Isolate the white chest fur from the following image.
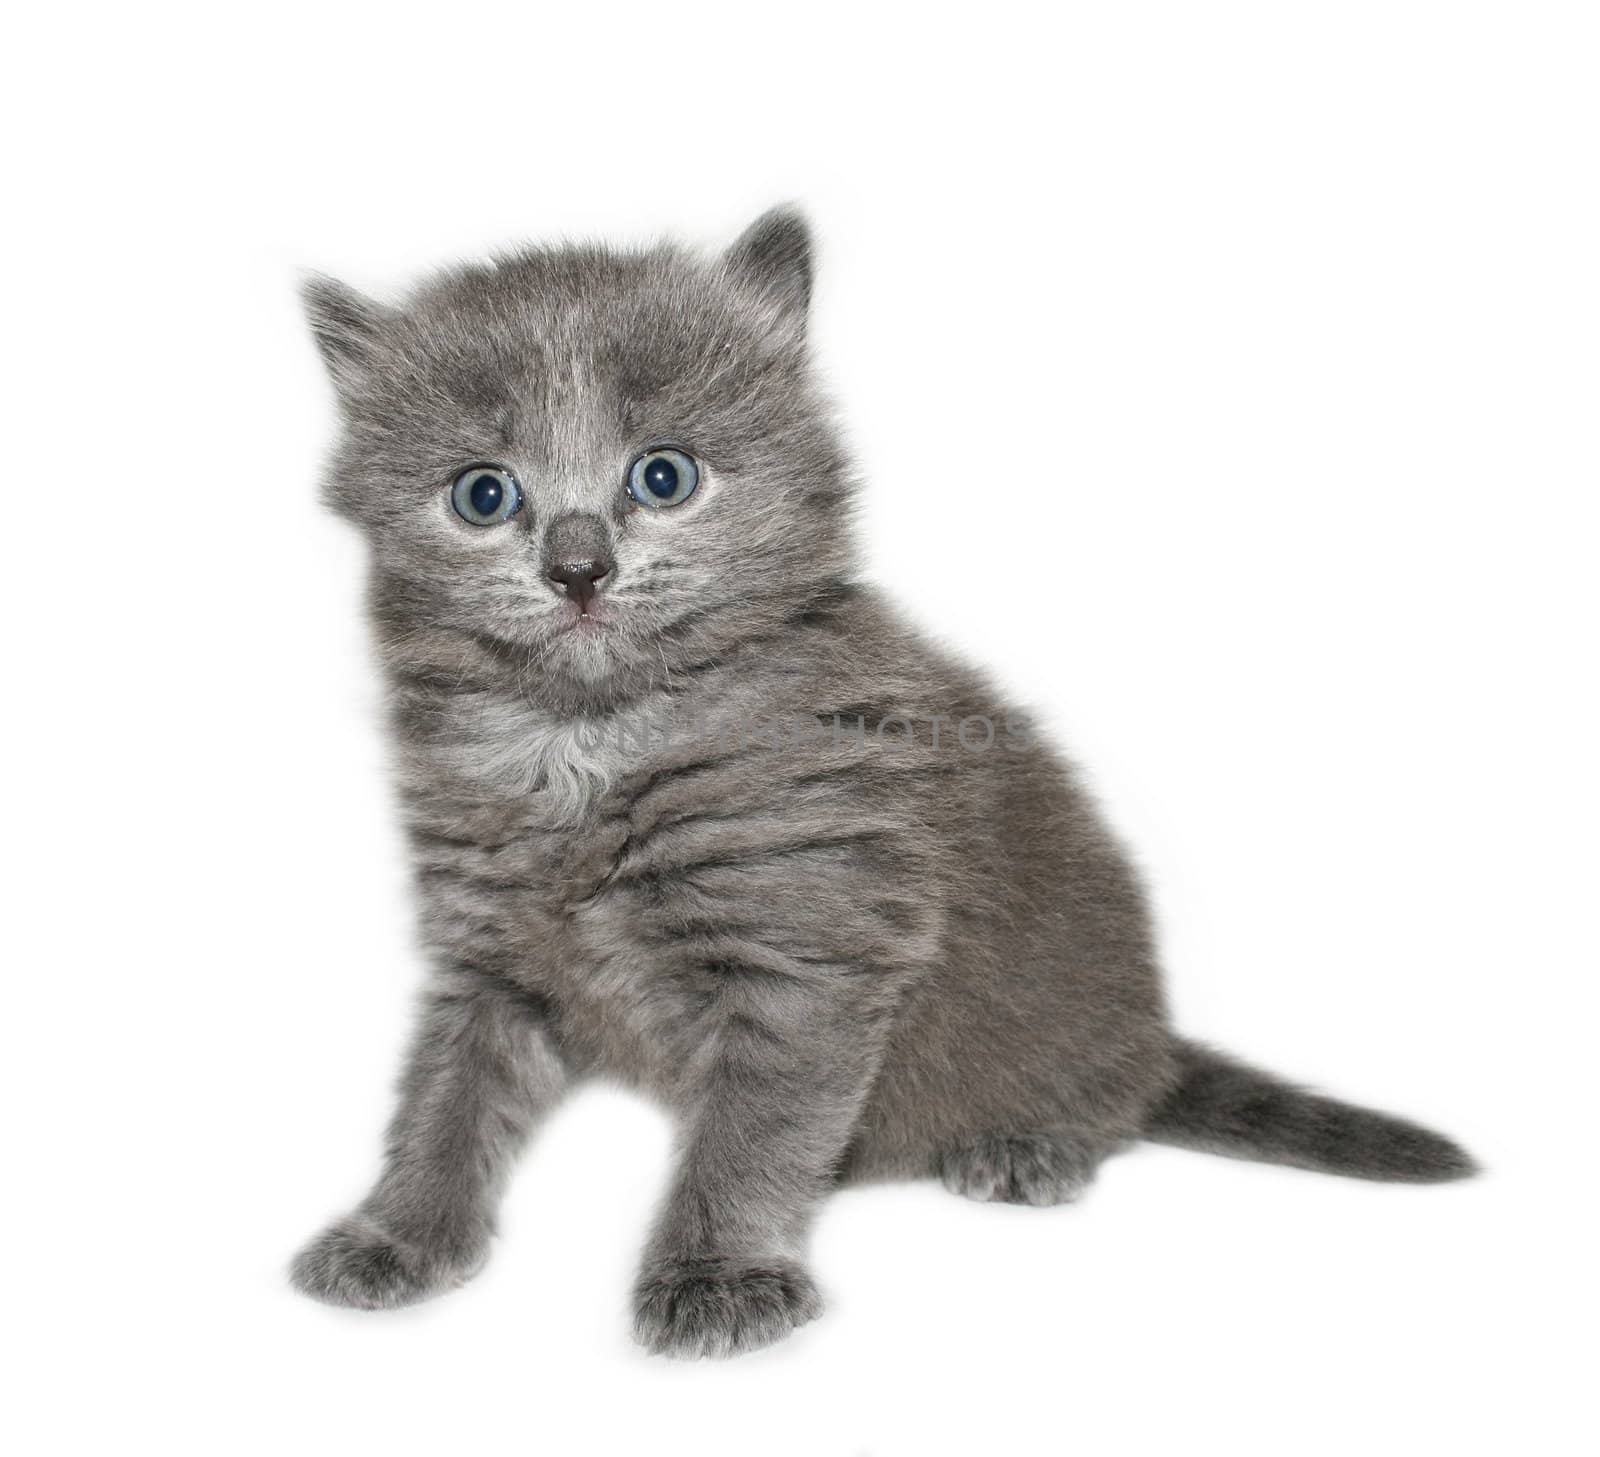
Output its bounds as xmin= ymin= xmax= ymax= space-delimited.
xmin=430 ymin=689 xmax=674 ymax=824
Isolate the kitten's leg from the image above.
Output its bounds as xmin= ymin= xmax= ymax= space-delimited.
xmin=938 ymin=1131 xmax=1114 ymax=1206
xmin=291 ymin=971 xmax=565 ymax=1310
xmin=632 ymin=972 xmax=887 ymax=1359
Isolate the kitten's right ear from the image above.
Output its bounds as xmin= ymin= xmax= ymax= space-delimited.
xmin=300 ymin=273 xmax=393 ymax=396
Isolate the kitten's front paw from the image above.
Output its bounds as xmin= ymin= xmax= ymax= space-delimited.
xmin=633 ymin=1256 xmax=823 ymax=1359
xmin=290 ymin=1213 xmax=484 ymax=1311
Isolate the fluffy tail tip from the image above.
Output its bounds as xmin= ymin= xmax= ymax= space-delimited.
xmin=1344 ymin=1116 xmax=1479 ymax=1184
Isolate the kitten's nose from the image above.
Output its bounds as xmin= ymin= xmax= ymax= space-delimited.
xmin=547 ymin=558 xmax=613 ymax=612
xmin=544 ymin=512 xmax=615 ymax=614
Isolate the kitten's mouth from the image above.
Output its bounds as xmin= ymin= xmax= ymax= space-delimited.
xmin=557 ymin=604 xmax=609 ymax=634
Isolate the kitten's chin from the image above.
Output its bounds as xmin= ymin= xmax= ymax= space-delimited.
xmin=544 ymin=617 xmax=625 ymax=684
xmin=529 ymin=628 xmax=661 ymax=716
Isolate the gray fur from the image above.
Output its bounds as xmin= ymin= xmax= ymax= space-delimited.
xmin=290 ymin=208 xmax=1475 ymax=1355
xmin=1145 ymin=1039 xmax=1476 ymax=1182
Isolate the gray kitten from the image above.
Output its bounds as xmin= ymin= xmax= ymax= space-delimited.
xmin=290 ymin=208 xmax=1474 ymax=1357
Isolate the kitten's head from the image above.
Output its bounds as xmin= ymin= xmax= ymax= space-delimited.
xmin=304 ymin=208 xmax=855 ymax=714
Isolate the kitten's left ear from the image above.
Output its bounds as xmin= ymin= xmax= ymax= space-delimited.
xmin=724 ymin=206 xmax=813 ymax=334
xmin=300 ymin=273 xmax=394 ymax=398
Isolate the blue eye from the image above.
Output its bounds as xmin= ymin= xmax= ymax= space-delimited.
xmin=627 ymin=448 xmax=699 ymax=508
xmin=451 ymin=466 xmax=522 ymax=525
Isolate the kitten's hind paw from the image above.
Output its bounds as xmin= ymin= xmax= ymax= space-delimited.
xmin=940 ymin=1132 xmax=1106 ymax=1206
xmin=633 ymin=1256 xmax=823 ymax=1359
xmin=289 ymin=1213 xmax=485 ymax=1311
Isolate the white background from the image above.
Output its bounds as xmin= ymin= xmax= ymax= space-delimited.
xmin=4 ymin=3 xmax=1595 ymax=1453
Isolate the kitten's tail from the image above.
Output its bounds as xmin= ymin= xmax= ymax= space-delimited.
xmin=1143 ymin=1038 xmax=1477 ymax=1183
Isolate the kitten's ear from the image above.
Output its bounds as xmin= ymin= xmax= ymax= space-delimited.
xmin=299 ymin=273 xmax=393 ymax=396
xmin=724 ymin=206 xmax=813 ymax=333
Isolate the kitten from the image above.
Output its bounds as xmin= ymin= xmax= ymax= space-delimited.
xmin=290 ymin=208 xmax=1474 ymax=1357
